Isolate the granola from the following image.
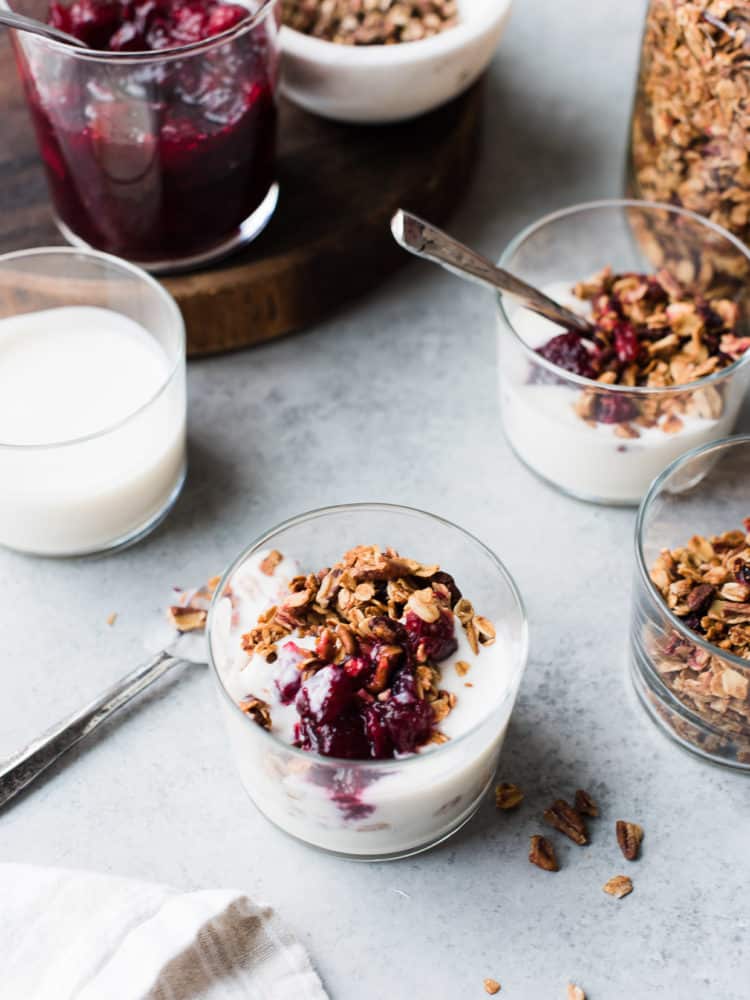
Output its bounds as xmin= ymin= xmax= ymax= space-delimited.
xmin=630 ymin=1 xmax=750 ymax=263
xmin=647 ymin=520 xmax=750 ymax=761
xmin=602 ymin=875 xmax=633 ymax=899
xmin=567 ymin=986 xmax=585 ymax=1000
xmin=537 ymin=266 xmax=748 ymax=436
xmin=483 ymin=979 xmax=501 ymax=996
xmin=282 ymin=0 xmax=458 ymax=45
xmin=236 ymin=545 xmax=496 ymax=758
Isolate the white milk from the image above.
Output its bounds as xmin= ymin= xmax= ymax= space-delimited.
xmin=0 ymin=306 xmax=186 ymax=555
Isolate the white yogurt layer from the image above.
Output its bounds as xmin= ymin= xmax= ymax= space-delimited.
xmin=212 ymin=549 xmax=518 ymax=857
xmin=500 ymin=282 xmax=734 ymax=504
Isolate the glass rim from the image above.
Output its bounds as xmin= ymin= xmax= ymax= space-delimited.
xmin=207 ymin=501 xmax=530 ymax=770
xmin=497 ymin=197 xmax=750 ymax=395
xmin=0 ymin=0 xmax=277 ymax=61
xmin=0 ymin=246 xmax=185 ymax=451
xmin=634 ymin=433 xmax=750 ymax=673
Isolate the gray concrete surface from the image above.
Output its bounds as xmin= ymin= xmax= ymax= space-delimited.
xmin=3 ymin=1 xmax=749 ymax=997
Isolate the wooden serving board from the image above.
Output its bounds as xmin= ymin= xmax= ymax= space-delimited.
xmin=0 ymin=38 xmax=482 ymax=356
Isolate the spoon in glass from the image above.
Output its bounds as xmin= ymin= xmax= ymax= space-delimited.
xmin=391 ymin=208 xmax=594 ymax=336
xmin=0 ymin=9 xmax=87 ymax=47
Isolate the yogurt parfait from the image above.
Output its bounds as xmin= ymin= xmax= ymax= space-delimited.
xmin=497 ymin=201 xmax=750 ymax=505
xmin=207 ymin=504 xmax=528 ymax=859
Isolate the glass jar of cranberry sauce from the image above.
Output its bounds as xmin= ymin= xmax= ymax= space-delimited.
xmin=5 ymin=0 xmax=280 ymax=272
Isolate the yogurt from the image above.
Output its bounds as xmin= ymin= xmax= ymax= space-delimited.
xmin=499 ymin=284 xmax=738 ymax=505
xmin=211 ymin=549 xmax=519 ymax=858
xmin=0 ymin=306 xmax=186 ymax=555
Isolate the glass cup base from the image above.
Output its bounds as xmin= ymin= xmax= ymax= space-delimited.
xmin=1 ymin=461 xmax=187 ymax=559
xmin=55 ymin=182 xmax=279 ymax=276
xmin=241 ymin=770 xmax=493 ymax=862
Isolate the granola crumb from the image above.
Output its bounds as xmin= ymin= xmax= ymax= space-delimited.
xmin=455 ymin=660 xmax=471 ymax=676
xmin=168 ymin=605 xmax=208 ymax=633
xmin=483 ymin=978 xmax=501 ymax=995
xmin=603 ymin=875 xmax=633 ymax=899
xmin=567 ymin=985 xmax=585 ymax=1000
xmin=529 ymin=835 xmax=558 ymax=872
xmin=494 ymin=782 xmax=524 ymax=810
xmin=259 ymin=550 xmax=284 ymax=576
xmin=106 ymin=612 xmax=117 ymax=627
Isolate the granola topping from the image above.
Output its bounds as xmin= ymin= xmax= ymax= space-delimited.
xmin=647 ymin=520 xmax=750 ymax=760
xmin=483 ymin=979 xmax=501 ymax=996
xmin=229 ymin=545 xmax=499 ymax=759
xmin=536 ymin=267 xmax=747 ymax=434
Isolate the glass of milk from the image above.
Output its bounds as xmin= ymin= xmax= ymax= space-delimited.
xmin=0 ymin=247 xmax=186 ymax=556
xmin=207 ymin=503 xmax=529 ymax=860
xmin=496 ymin=200 xmax=750 ymax=506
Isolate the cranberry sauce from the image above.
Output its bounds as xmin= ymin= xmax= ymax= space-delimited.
xmin=287 ymin=611 xmax=457 ymax=761
xmin=17 ymin=0 xmax=277 ymax=261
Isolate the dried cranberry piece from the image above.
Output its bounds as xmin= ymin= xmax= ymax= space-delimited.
xmin=427 ymin=570 xmax=462 ymax=605
xmin=613 ymin=322 xmax=641 ymax=363
xmin=537 ymin=332 xmax=596 ymax=378
xmin=593 ymin=394 xmax=638 ymax=424
xmin=404 ymin=609 xmax=458 ymax=663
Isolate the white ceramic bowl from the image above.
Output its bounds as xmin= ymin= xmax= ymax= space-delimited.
xmin=280 ymin=0 xmax=512 ymax=124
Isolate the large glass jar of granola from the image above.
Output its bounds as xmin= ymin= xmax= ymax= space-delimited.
xmin=629 ymin=1 xmax=750 ymax=245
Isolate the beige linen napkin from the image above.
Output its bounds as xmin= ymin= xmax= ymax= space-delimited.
xmin=1 ymin=864 xmax=328 ymax=1000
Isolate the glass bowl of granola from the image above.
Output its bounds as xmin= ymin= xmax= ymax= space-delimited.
xmin=207 ymin=502 xmax=528 ymax=859
xmin=496 ymin=200 xmax=750 ymax=506
xmin=631 ymin=435 xmax=750 ymax=770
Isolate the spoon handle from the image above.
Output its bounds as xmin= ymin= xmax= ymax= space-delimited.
xmin=0 ymin=9 xmax=85 ymax=47
xmin=391 ymin=209 xmax=592 ymax=336
xmin=0 ymin=650 xmax=181 ymax=809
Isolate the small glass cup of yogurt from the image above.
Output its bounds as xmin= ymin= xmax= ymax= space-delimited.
xmin=208 ymin=503 xmax=528 ymax=860
xmin=631 ymin=435 xmax=750 ymax=771
xmin=0 ymin=246 xmax=186 ymax=556
xmin=4 ymin=0 xmax=279 ymax=272
xmin=497 ymin=200 xmax=750 ymax=506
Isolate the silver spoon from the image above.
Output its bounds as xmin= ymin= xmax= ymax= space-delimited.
xmin=0 ymin=614 xmax=208 ymax=809
xmin=391 ymin=209 xmax=594 ymax=336
xmin=0 ymin=9 xmax=87 ymax=47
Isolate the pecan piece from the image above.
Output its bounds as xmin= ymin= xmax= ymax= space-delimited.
xmin=543 ymin=799 xmax=588 ymax=845
xmin=529 ymin=835 xmax=558 ymax=871
xmin=259 ymin=549 xmax=283 ymax=576
xmin=495 ymin=782 xmax=524 ymax=810
xmin=602 ymin=875 xmax=633 ymax=899
xmin=616 ymin=820 xmax=643 ymax=861
xmin=574 ymin=788 xmax=598 ymax=817
xmin=239 ymin=697 xmax=272 ymax=731
xmin=168 ymin=605 xmax=207 ymax=633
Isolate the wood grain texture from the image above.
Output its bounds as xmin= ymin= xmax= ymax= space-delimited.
xmin=0 ymin=37 xmax=482 ymax=355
